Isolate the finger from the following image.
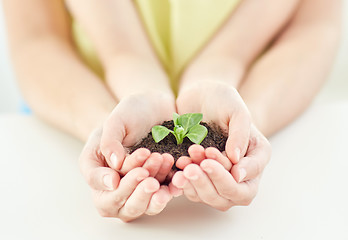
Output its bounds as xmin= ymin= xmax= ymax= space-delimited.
xmin=93 ymin=167 xmax=149 ymax=218
xmin=183 ymin=164 xmax=230 ymax=209
xmin=118 ymin=177 xmax=160 ymax=221
xmin=172 ymin=169 xmax=200 ymax=202
xmin=188 ymin=144 xmax=206 ymax=165
xmin=100 ymin=108 xmax=127 ymax=170
xmin=87 ymin=167 xmax=120 ymax=191
xmin=155 ymin=153 xmax=174 ymax=183
xmin=168 ymin=182 xmax=183 ymax=197
xmin=79 ymin=128 xmax=120 ymax=191
xmin=145 ymin=185 xmax=172 ymax=216
xmin=142 ymin=153 xmax=163 ymax=177
xmin=205 ymin=147 xmax=232 ymax=171
xmin=175 ymin=156 xmax=192 ymax=170
xmin=119 ymin=148 xmax=151 ymax=175
xmin=200 ymin=160 xmax=258 ymax=205
xmin=183 ymin=181 xmax=200 ymax=202
xmin=231 ymin=127 xmax=271 ymax=182
xmin=225 ymin=112 xmax=251 ymax=164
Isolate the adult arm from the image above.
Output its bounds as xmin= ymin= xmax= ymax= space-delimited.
xmin=179 ymin=0 xmax=342 ymax=137
xmin=3 ymin=0 xmax=116 ymax=141
xmin=239 ymin=0 xmax=342 ymax=136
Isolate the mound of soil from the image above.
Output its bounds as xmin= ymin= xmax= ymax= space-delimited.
xmin=129 ymin=120 xmax=227 ymax=169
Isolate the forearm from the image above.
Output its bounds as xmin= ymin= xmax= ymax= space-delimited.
xmin=11 ymin=36 xmax=116 ymax=141
xmin=3 ymin=0 xmax=118 ymax=141
xmin=66 ymin=0 xmax=173 ymax=99
xmin=179 ymin=0 xmax=300 ymax=92
xmin=104 ymin=54 xmax=173 ymax=100
xmin=239 ymin=0 xmax=342 ymax=136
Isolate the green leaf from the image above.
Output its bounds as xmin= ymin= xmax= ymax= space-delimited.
xmin=173 ymin=112 xmax=180 ymax=126
xmin=152 ymin=125 xmax=171 ymax=143
xmin=173 ymin=125 xmax=185 ymax=144
xmin=186 ymin=125 xmax=208 ymax=144
xmin=177 ymin=113 xmax=203 ymax=132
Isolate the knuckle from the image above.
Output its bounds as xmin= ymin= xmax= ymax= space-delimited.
xmin=204 ymin=194 xmax=219 ymax=204
xmin=146 ymin=211 xmax=159 ymax=216
xmin=97 ymin=208 xmax=114 ymax=218
xmin=86 ymin=171 xmax=95 ymax=187
xmin=113 ymin=196 xmax=126 ymax=208
xmin=238 ymin=194 xmax=255 ymax=206
xmin=146 ymin=206 xmax=165 ymax=216
xmin=219 ymin=187 xmax=236 ymax=199
xmin=255 ymin=161 xmax=262 ymax=176
xmin=186 ymin=194 xmax=200 ymax=203
xmin=240 ymin=198 xmax=253 ymax=206
xmin=124 ymin=206 xmax=143 ymax=217
xmin=216 ymin=204 xmax=233 ymax=212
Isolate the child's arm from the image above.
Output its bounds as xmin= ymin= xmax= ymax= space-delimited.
xmin=3 ymin=0 xmax=116 ymax=141
xmin=65 ymin=0 xmax=177 ymax=169
xmin=180 ymin=0 xmax=301 ymax=89
xmin=65 ymin=0 xmax=173 ymax=99
xmin=179 ymin=0 xmax=342 ymax=137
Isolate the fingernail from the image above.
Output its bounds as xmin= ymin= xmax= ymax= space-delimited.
xmin=110 ymin=153 xmax=119 ymax=169
xmin=103 ymin=175 xmax=113 ymax=190
xmin=144 ymin=186 xmax=157 ymax=193
xmin=137 ymin=173 xmax=149 ymax=182
xmin=173 ymin=189 xmax=183 ymax=197
xmin=238 ymin=168 xmax=247 ymax=183
xmin=176 ymin=179 xmax=188 ymax=188
xmin=235 ymin=148 xmax=241 ymax=163
xmin=203 ymin=167 xmax=213 ymax=174
xmin=186 ymin=174 xmax=198 ymax=181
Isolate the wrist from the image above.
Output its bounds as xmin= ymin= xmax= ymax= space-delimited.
xmin=180 ymin=55 xmax=245 ymax=91
xmin=105 ymin=54 xmax=173 ymax=100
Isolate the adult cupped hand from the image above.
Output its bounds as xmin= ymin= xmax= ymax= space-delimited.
xmin=79 ymin=92 xmax=178 ymax=221
xmin=79 ymin=128 xmax=174 ymax=222
xmin=171 ymin=125 xmax=271 ymax=210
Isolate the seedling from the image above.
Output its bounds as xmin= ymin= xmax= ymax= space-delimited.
xmin=152 ymin=113 xmax=208 ymax=145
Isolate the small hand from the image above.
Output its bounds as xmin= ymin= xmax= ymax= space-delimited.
xmin=171 ymin=125 xmax=271 ymax=210
xmin=176 ymin=81 xmax=251 ymax=164
xmin=99 ymin=92 xmax=176 ymax=182
xmin=79 ymin=128 xmax=173 ymax=221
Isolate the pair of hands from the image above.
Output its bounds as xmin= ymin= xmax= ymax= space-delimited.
xmin=79 ymin=82 xmax=271 ymax=222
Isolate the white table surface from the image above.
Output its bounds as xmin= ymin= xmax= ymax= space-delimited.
xmin=0 ymin=101 xmax=347 ymax=240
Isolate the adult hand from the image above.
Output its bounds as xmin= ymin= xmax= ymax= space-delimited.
xmin=171 ymin=125 xmax=271 ymax=210
xmin=79 ymin=128 xmax=173 ymax=222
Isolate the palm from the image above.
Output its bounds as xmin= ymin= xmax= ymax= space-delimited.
xmin=176 ymin=81 xmax=251 ymax=163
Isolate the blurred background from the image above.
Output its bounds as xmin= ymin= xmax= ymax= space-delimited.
xmin=0 ymin=3 xmax=347 ymax=113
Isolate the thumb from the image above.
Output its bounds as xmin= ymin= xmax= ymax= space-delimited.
xmin=100 ymin=108 xmax=127 ymax=171
xmin=225 ymin=113 xmax=251 ymax=164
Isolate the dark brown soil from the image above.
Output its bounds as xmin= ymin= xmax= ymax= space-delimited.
xmin=129 ymin=121 xmax=227 ymax=169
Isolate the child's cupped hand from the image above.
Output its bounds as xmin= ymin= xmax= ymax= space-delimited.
xmin=172 ymin=81 xmax=271 ymax=210
xmin=100 ymin=92 xmax=176 ymax=182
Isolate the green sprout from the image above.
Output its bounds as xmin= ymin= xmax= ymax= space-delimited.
xmin=152 ymin=113 xmax=208 ymax=145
